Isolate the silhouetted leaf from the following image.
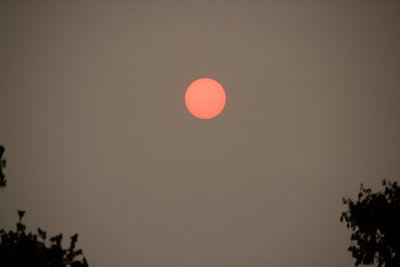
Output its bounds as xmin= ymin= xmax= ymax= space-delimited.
xmin=17 ymin=210 xmax=25 ymax=221
xmin=37 ymin=227 xmax=47 ymax=240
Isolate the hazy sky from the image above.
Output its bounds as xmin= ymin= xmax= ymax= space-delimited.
xmin=1 ymin=1 xmax=400 ymax=266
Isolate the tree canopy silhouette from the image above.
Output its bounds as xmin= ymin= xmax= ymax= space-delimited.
xmin=0 ymin=145 xmax=89 ymax=267
xmin=340 ymin=180 xmax=400 ymax=266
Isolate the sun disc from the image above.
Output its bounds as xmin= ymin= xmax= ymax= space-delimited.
xmin=185 ymin=78 xmax=226 ymax=119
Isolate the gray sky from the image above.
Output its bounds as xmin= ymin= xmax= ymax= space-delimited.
xmin=1 ymin=1 xmax=400 ymax=266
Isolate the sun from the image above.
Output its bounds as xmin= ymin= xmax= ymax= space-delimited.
xmin=184 ymin=78 xmax=227 ymax=119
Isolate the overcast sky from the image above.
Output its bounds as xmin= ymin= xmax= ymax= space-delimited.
xmin=1 ymin=1 xmax=400 ymax=266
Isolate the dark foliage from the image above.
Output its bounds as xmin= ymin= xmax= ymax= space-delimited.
xmin=0 ymin=146 xmax=6 ymax=188
xmin=0 ymin=146 xmax=89 ymax=266
xmin=0 ymin=211 xmax=88 ymax=267
xmin=340 ymin=180 xmax=400 ymax=266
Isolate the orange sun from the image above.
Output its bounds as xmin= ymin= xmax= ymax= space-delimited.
xmin=185 ymin=78 xmax=227 ymax=119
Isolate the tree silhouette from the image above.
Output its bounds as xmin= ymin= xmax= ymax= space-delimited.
xmin=0 ymin=145 xmax=89 ymax=267
xmin=340 ymin=180 xmax=400 ymax=266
